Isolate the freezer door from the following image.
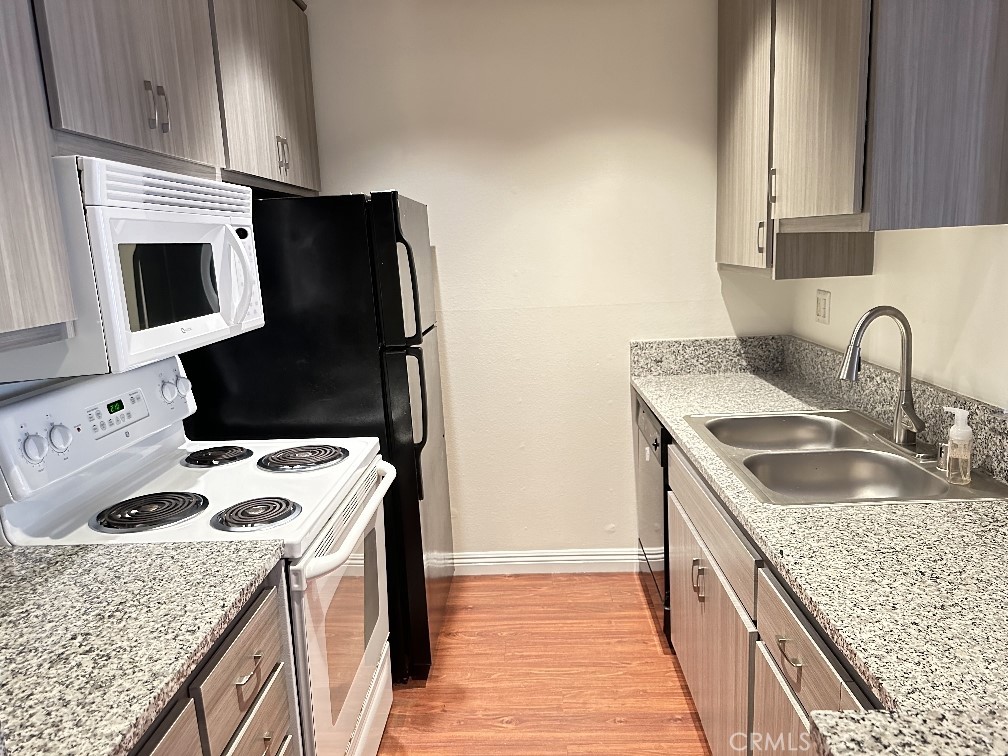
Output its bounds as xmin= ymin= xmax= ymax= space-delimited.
xmin=370 ymin=192 xmax=437 ymax=347
xmin=406 ymin=326 xmax=454 ymax=652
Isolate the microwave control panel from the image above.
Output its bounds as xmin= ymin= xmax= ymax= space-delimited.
xmin=0 ymin=357 xmax=196 ymax=502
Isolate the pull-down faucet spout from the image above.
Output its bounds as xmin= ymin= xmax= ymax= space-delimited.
xmin=838 ymin=306 xmax=925 ymax=448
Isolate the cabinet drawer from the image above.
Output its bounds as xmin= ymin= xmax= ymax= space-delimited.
xmin=223 ymin=663 xmax=292 ymax=756
xmin=191 ymin=588 xmax=284 ymax=756
xmin=752 ymin=641 xmax=810 ymax=756
xmin=141 ymin=698 xmax=203 ymax=756
xmin=667 ymin=444 xmax=759 ymax=617
xmin=757 ymin=569 xmax=852 ymax=713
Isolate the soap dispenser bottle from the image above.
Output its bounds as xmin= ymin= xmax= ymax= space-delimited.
xmin=944 ymin=407 xmax=974 ymax=485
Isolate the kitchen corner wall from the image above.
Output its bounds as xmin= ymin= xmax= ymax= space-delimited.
xmin=307 ymin=0 xmax=791 ymax=556
xmin=786 ymin=226 xmax=1008 ymax=410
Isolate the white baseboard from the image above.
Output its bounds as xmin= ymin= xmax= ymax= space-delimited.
xmin=452 ymin=547 xmax=639 ymax=575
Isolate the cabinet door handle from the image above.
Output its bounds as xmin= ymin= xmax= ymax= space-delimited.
xmin=235 ymin=651 xmax=264 ymax=687
xmin=776 ymin=636 xmax=803 ymax=670
xmin=283 ymin=138 xmax=291 ymax=171
xmin=262 ymin=732 xmax=272 ymax=756
xmin=156 ymin=84 xmax=170 ymax=133
xmin=757 ymin=220 xmax=766 ymax=256
xmin=769 ymin=167 xmax=778 ymax=203
xmin=143 ymin=80 xmax=158 ymax=130
xmin=276 ymin=136 xmax=284 ymax=172
xmin=691 ymin=557 xmax=705 ymax=600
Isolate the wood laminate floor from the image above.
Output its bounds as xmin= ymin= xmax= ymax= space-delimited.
xmin=378 ymin=573 xmax=710 ymax=755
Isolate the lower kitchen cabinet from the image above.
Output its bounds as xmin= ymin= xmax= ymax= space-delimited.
xmin=139 ymin=699 xmax=203 ymax=756
xmin=752 ymin=641 xmax=811 ymax=756
xmin=662 ymin=437 xmax=872 ymax=755
xmin=134 ymin=568 xmax=300 ymax=756
xmin=668 ymin=495 xmax=756 ymax=756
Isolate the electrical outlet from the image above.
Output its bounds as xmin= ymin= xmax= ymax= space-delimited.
xmin=816 ymin=289 xmax=831 ymax=324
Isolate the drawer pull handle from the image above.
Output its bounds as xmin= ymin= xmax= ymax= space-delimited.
xmin=776 ymin=636 xmax=803 ymax=670
xmin=236 ymin=651 xmax=264 ymax=687
xmin=262 ymin=732 xmax=272 ymax=756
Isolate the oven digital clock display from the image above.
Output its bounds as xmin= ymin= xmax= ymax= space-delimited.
xmin=107 ymin=399 xmax=125 ymax=415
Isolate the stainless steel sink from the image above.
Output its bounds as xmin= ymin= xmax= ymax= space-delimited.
xmin=705 ymin=413 xmax=866 ymax=450
xmin=686 ymin=410 xmax=1008 ymax=506
xmin=743 ymin=449 xmax=949 ymax=504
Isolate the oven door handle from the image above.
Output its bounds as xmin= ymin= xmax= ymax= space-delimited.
xmin=294 ymin=461 xmax=396 ymax=588
xmin=224 ymin=225 xmax=254 ymax=326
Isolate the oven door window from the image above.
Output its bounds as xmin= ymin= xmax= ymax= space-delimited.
xmin=118 ymin=242 xmax=220 ymax=332
xmin=303 ymin=521 xmax=381 ymax=752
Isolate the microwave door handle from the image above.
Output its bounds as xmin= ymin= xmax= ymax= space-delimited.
xmin=224 ymin=225 xmax=253 ymax=324
xmin=201 ymin=246 xmax=220 ymax=314
xmin=292 ymin=461 xmax=396 ymax=589
xmin=398 ymin=235 xmax=423 ymax=347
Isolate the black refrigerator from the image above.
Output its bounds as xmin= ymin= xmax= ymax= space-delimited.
xmin=181 ymin=192 xmax=454 ymax=682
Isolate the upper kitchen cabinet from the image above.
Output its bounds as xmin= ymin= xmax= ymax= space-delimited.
xmin=716 ymin=0 xmax=873 ymax=278
xmin=213 ymin=0 xmax=321 ymax=191
xmin=866 ymin=0 xmax=1008 ymax=230
xmin=771 ymin=0 xmax=870 ymax=220
xmin=0 ymin=0 xmax=74 ymax=341
xmin=773 ymin=0 xmax=1008 ymax=232
xmin=33 ymin=0 xmax=225 ymax=167
xmin=715 ymin=0 xmax=773 ymax=269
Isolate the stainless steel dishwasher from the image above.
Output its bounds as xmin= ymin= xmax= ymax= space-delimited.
xmin=635 ymin=401 xmax=668 ymax=640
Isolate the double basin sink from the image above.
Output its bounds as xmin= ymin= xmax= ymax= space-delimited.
xmin=685 ymin=410 xmax=1008 ymax=506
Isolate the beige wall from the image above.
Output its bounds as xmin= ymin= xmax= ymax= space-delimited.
xmin=787 ymin=226 xmax=1008 ymax=409
xmin=307 ymin=0 xmax=792 ymax=554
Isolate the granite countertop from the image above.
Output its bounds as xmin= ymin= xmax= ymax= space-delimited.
xmin=630 ymin=357 xmax=1008 ymax=755
xmin=0 ymin=541 xmax=282 ymax=756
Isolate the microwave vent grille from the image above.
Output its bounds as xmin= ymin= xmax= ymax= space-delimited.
xmin=79 ymin=157 xmax=252 ymax=216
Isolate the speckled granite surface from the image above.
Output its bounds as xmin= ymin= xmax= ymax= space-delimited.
xmin=811 ymin=709 xmax=1008 ymax=756
xmin=631 ymin=362 xmax=1008 ymax=754
xmin=0 ymin=541 xmax=282 ymax=756
xmin=630 ymin=336 xmax=785 ymax=378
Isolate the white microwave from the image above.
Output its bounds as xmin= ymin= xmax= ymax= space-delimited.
xmin=0 ymin=157 xmax=264 ymax=382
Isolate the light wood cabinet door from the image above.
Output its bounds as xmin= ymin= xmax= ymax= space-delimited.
xmin=772 ymin=0 xmax=871 ymax=219
xmin=213 ymin=0 xmax=285 ymax=183
xmin=0 ymin=0 xmax=74 ymax=336
xmin=141 ymin=698 xmax=205 ymax=756
xmin=278 ymin=0 xmax=320 ymax=191
xmin=34 ymin=0 xmax=158 ymax=153
xmin=667 ymin=493 xmax=701 ymax=685
xmin=668 ymin=497 xmax=755 ymax=756
xmin=214 ymin=0 xmax=320 ymax=189
xmin=35 ymin=0 xmax=223 ymax=165
xmin=144 ymin=0 xmax=225 ymax=166
xmin=752 ymin=641 xmax=811 ymax=756
xmin=715 ymin=0 xmax=773 ymax=268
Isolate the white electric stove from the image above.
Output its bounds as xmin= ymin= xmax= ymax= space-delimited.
xmin=0 ymin=356 xmax=395 ymax=756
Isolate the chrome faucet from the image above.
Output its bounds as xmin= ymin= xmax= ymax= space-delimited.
xmin=838 ymin=306 xmax=925 ymax=448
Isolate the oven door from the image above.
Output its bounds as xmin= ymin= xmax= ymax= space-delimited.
xmin=289 ymin=461 xmax=395 ymax=756
xmin=85 ymin=205 xmax=258 ymax=373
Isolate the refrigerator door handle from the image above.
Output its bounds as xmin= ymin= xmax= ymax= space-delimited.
xmin=398 ymin=235 xmax=424 ymax=347
xmin=406 ymin=345 xmax=429 ymax=499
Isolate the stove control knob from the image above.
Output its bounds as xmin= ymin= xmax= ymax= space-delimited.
xmin=49 ymin=424 xmax=73 ymax=453
xmin=175 ymin=376 xmax=192 ymax=398
xmin=160 ymin=381 xmax=179 ymax=403
xmin=22 ymin=433 xmax=48 ymax=464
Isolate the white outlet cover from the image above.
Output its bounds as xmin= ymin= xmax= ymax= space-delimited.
xmin=816 ymin=289 xmax=831 ymax=324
